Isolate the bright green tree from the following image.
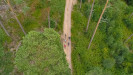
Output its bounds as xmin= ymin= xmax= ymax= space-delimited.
xmin=15 ymin=28 xmax=70 ymax=75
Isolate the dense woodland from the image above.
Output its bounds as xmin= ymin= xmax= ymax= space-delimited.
xmin=0 ymin=0 xmax=133 ymax=75
xmin=72 ymin=0 xmax=133 ymax=75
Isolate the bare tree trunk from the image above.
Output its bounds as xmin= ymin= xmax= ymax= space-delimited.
xmin=0 ymin=19 xmax=10 ymax=36
xmin=86 ymin=0 xmax=95 ymax=32
xmin=80 ymin=0 xmax=82 ymax=8
xmin=16 ymin=42 xmax=21 ymax=51
xmin=48 ymin=8 xmax=50 ymax=28
xmin=54 ymin=21 xmax=57 ymax=29
xmin=88 ymin=0 xmax=109 ymax=49
xmin=6 ymin=0 xmax=26 ymax=35
xmin=88 ymin=0 xmax=91 ymax=3
xmin=125 ymin=34 xmax=133 ymax=43
xmin=129 ymin=12 xmax=133 ymax=18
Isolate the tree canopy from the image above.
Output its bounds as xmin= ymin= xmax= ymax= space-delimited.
xmin=15 ymin=28 xmax=70 ymax=75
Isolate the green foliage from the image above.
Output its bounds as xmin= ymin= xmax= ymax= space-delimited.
xmin=85 ymin=67 xmax=113 ymax=75
xmin=8 ymin=0 xmax=65 ymax=38
xmin=124 ymin=0 xmax=133 ymax=6
xmin=123 ymin=6 xmax=133 ymax=32
xmin=77 ymin=0 xmax=87 ymax=3
xmin=22 ymin=6 xmax=30 ymax=14
xmin=15 ymin=28 xmax=70 ymax=75
xmin=123 ymin=17 xmax=133 ymax=32
xmin=129 ymin=40 xmax=133 ymax=50
xmin=0 ymin=29 xmax=6 ymax=43
xmin=103 ymin=58 xmax=115 ymax=69
xmin=14 ymin=0 xmax=23 ymax=4
xmin=22 ymin=18 xmax=39 ymax=32
xmin=1 ymin=0 xmax=66 ymax=74
xmin=72 ymin=0 xmax=133 ymax=75
xmin=80 ymin=3 xmax=91 ymax=18
xmin=0 ymin=29 xmax=14 ymax=75
xmin=85 ymin=67 xmax=103 ymax=75
xmin=0 ymin=29 xmax=5 ymax=58
xmin=0 ymin=51 xmax=14 ymax=75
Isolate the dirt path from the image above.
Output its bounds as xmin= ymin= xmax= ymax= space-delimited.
xmin=63 ymin=0 xmax=77 ymax=71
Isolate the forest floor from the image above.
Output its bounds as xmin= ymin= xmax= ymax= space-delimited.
xmin=63 ymin=0 xmax=77 ymax=71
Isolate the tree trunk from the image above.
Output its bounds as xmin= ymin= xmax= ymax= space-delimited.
xmin=16 ymin=42 xmax=21 ymax=51
xmin=86 ymin=0 xmax=95 ymax=32
xmin=80 ymin=0 xmax=82 ymax=8
xmin=88 ymin=0 xmax=91 ymax=3
xmin=88 ymin=0 xmax=109 ymax=49
xmin=125 ymin=34 xmax=133 ymax=43
xmin=54 ymin=21 xmax=57 ymax=29
xmin=0 ymin=19 xmax=10 ymax=36
xmin=6 ymin=0 xmax=26 ymax=35
xmin=48 ymin=8 xmax=50 ymax=28
xmin=129 ymin=12 xmax=133 ymax=18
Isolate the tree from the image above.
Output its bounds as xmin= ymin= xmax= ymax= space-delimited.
xmin=88 ymin=0 xmax=109 ymax=49
xmin=14 ymin=0 xmax=23 ymax=4
xmin=0 ymin=19 xmax=10 ymax=37
xmin=86 ymin=0 xmax=95 ymax=32
xmin=80 ymin=0 xmax=82 ymax=8
xmin=85 ymin=67 xmax=103 ymax=75
xmin=125 ymin=0 xmax=133 ymax=6
xmin=48 ymin=7 xmax=51 ymax=28
xmin=0 ymin=29 xmax=14 ymax=75
xmin=85 ymin=67 xmax=112 ymax=75
xmin=78 ymin=0 xmax=87 ymax=8
xmin=129 ymin=40 xmax=133 ymax=50
xmin=103 ymin=58 xmax=115 ymax=69
xmin=45 ymin=0 xmax=51 ymax=28
xmin=125 ymin=34 xmax=133 ymax=43
xmin=4 ymin=0 xmax=26 ymax=35
xmin=88 ymin=0 xmax=91 ymax=3
xmin=15 ymin=28 xmax=70 ymax=75
xmin=0 ymin=29 xmax=6 ymax=56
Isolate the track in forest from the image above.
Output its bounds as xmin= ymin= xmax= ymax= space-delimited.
xmin=63 ymin=0 xmax=76 ymax=71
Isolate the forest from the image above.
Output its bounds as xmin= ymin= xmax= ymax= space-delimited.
xmin=0 ymin=0 xmax=133 ymax=75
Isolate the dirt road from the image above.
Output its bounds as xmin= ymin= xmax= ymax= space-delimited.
xmin=63 ymin=0 xmax=76 ymax=71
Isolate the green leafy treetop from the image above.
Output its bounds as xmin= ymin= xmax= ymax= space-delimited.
xmin=85 ymin=67 xmax=112 ymax=75
xmin=15 ymin=28 xmax=71 ymax=75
